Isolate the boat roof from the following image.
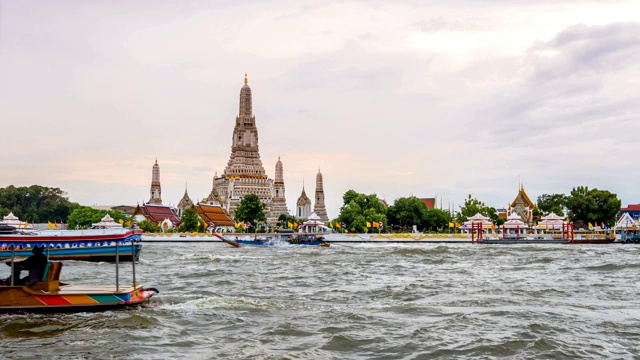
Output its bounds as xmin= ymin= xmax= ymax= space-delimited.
xmin=0 ymin=228 xmax=142 ymax=249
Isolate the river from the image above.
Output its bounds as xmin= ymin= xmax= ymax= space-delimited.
xmin=1 ymin=242 xmax=640 ymax=359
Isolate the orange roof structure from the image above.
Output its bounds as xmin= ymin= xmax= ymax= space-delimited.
xmin=135 ymin=204 xmax=181 ymax=225
xmin=420 ymin=198 xmax=436 ymax=209
xmin=195 ymin=203 xmax=235 ymax=227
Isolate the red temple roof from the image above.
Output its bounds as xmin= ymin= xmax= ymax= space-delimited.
xmin=195 ymin=203 xmax=235 ymax=227
xmin=139 ymin=204 xmax=181 ymax=225
xmin=621 ymin=204 xmax=640 ymax=211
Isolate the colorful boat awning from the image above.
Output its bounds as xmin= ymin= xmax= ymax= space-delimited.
xmin=0 ymin=229 xmax=142 ymax=249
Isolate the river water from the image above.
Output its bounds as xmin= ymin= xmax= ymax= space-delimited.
xmin=1 ymin=242 xmax=640 ymax=359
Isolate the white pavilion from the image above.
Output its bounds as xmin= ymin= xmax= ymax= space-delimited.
xmin=502 ymin=212 xmax=529 ymax=238
xmin=299 ymin=212 xmax=326 ymax=233
xmin=1 ymin=212 xmax=34 ymax=229
xmin=91 ymin=214 xmax=123 ymax=229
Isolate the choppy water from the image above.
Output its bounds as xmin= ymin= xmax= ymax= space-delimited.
xmin=2 ymin=242 xmax=640 ymax=359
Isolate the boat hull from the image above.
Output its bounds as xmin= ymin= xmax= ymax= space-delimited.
xmin=0 ymin=285 xmax=158 ymax=314
xmin=0 ymin=244 xmax=142 ymax=262
xmin=234 ymin=239 xmax=328 ymax=247
xmin=478 ymin=239 xmax=571 ymax=244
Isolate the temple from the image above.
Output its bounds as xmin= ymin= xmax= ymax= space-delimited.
xmin=177 ymin=185 xmax=195 ymax=217
xmin=271 ymin=156 xmax=289 ymax=218
xmin=149 ymin=159 xmax=162 ymax=205
xmin=296 ymin=184 xmax=312 ymax=219
xmin=212 ymin=75 xmax=276 ymax=223
xmin=134 ymin=159 xmax=181 ymax=227
xmin=509 ymin=183 xmax=536 ymax=226
xmin=313 ymin=169 xmax=329 ymax=223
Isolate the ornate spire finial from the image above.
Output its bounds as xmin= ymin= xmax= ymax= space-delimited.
xmin=278 ymin=154 xmax=281 ymax=161
xmin=244 ymin=73 xmax=248 ymax=85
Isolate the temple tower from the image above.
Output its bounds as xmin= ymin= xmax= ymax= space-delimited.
xmin=271 ymin=156 xmax=289 ymax=218
xmin=510 ymin=183 xmax=536 ymax=226
xmin=313 ymin=169 xmax=329 ymax=222
xmin=213 ymin=75 xmax=276 ymax=223
xmin=177 ymin=184 xmax=194 ymax=217
xmin=149 ymin=159 xmax=162 ymax=205
xmin=296 ymin=184 xmax=312 ymax=219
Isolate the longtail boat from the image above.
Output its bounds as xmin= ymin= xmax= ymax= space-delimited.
xmin=0 ymin=227 xmax=143 ymax=262
xmin=0 ymin=227 xmax=158 ymax=313
xmin=215 ymin=233 xmax=330 ymax=248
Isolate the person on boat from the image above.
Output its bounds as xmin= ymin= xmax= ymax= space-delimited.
xmin=4 ymin=246 xmax=47 ymax=286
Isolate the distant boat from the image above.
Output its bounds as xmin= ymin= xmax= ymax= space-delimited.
xmin=215 ymin=233 xmax=329 ymax=247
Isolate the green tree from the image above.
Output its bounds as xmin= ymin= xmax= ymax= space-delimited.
xmin=387 ymin=196 xmax=427 ymax=229
xmin=234 ymin=194 xmax=266 ymax=232
xmin=457 ymin=194 xmax=488 ymax=223
xmin=566 ymin=186 xmax=620 ymax=227
xmin=138 ymin=219 xmax=160 ymax=233
xmin=67 ymin=206 xmax=126 ymax=229
xmin=0 ymin=185 xmax=79 ymax=223
xmin=337 ymin=190 xmax=387 ymax=233
xmin=178 ymin=207 xmax=202 ymax=232
xmin=536 ymin=193 xmax=567 ymax=216
xmin=424 ymin=208 xmax=452 ymax=232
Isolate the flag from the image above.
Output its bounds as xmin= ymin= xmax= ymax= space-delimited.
xmin=588 ymin=222 xmax=593 ymax=229
xmin=449 ymin=222 xmax=454 ymax=228
xmin=247 ymin=222 xmax=252 ymax=228
xmin=545 ymin=224 xmax=549 ymax=231
xmin=329 ymin=222 xmax=334 ymax=228
xmin=373 ymin=222 xmax=379 ymax=228
xmin=209 ymin=221 xmax=215 ymax=228
xmin=294 ymin=222 xmax=298 ymax=228
xmin=336 ymin=222 xmax=341 ymax=229
xmin=455 ymin=222 xmax=461 ymax=228
xmin=341 ymin=222 xmax=346 ymax=228
xmin=366 ymin=221 xmax=371 ymax=228
xmin=492 ymin=223 xmax=496 ymax=230
xmin=119 ymin=219 xmax=124 ymax=225
xmin=157 ymin=221 xmax=162 ymax=227
xmin=601 ymin=222 xmax=606 ymax=229
xmin=60 ymin=223 xmax=67 ymax=229
xmin=48 ymin=221 xmax=54 ymax=229
xmin=288 ymin=221 xmax=293 ymax=228
xmin=126 ymin=221 xmax=131 ymax=227
xmin=234 ymin=222 xmax=239 ymax=228
xmin=24 ymin=221 xmax=28 ymax=229
xmin=240 ymin=222 xmax=246 ymax=229
xmin=379 ymin=221 xmax=384 ymax=228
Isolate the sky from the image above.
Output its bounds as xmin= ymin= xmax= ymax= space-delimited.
xmin=1 ymin=0 xmax=639 ymax=219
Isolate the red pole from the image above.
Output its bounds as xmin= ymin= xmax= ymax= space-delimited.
xmin=471 ymin=223 xmax=475 ymax=244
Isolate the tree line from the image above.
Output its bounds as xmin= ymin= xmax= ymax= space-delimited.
xmin=0 ymin=185 xmax=623 ymax=232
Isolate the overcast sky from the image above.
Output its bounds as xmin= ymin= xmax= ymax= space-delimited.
xmin=1 ymin=1 xmax=639 ymax=219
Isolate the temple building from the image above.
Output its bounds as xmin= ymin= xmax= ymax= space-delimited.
xmin=149 ymin=159 xmax=162 ymax=205
xmin=212 ymin=75 xmax=277 ymax=224
xmin=509 ymin=183 xmax=536 ymax=226
xmin=134 ymin=159 xmax=181 ymax=227
xmin=271 ymin=156 xmax=289 ymax=218
xmin=177 ymin=185 xmax=195 ymax=217
xmin=196 ymin=174 xmax=235 ymax=229
xmin=313 ymin=169 xmax=329 ymax=223
xmin=296 ymin=185 xmax=312 ymax=219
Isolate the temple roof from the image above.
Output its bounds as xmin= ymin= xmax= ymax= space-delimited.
xmin=297 ymin=187 xmax=311 ymax=206
xmin=138 ymin=204 xmax=181 ymax=225
xmin=195 ymin=203 xmax=235 ymax=227
xmin=510 ymin=184 xmax=536 ymax=209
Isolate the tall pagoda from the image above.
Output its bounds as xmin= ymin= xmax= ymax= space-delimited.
xmin=271 ymin=156 xmax=289 ymax=218
xmin=212 ymin=75 xmax=276 ymax=223
xmin=148 ymin=159 xmax=162 ymax=205
xmin=313 ymin=169 xmax=329 ymax=222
